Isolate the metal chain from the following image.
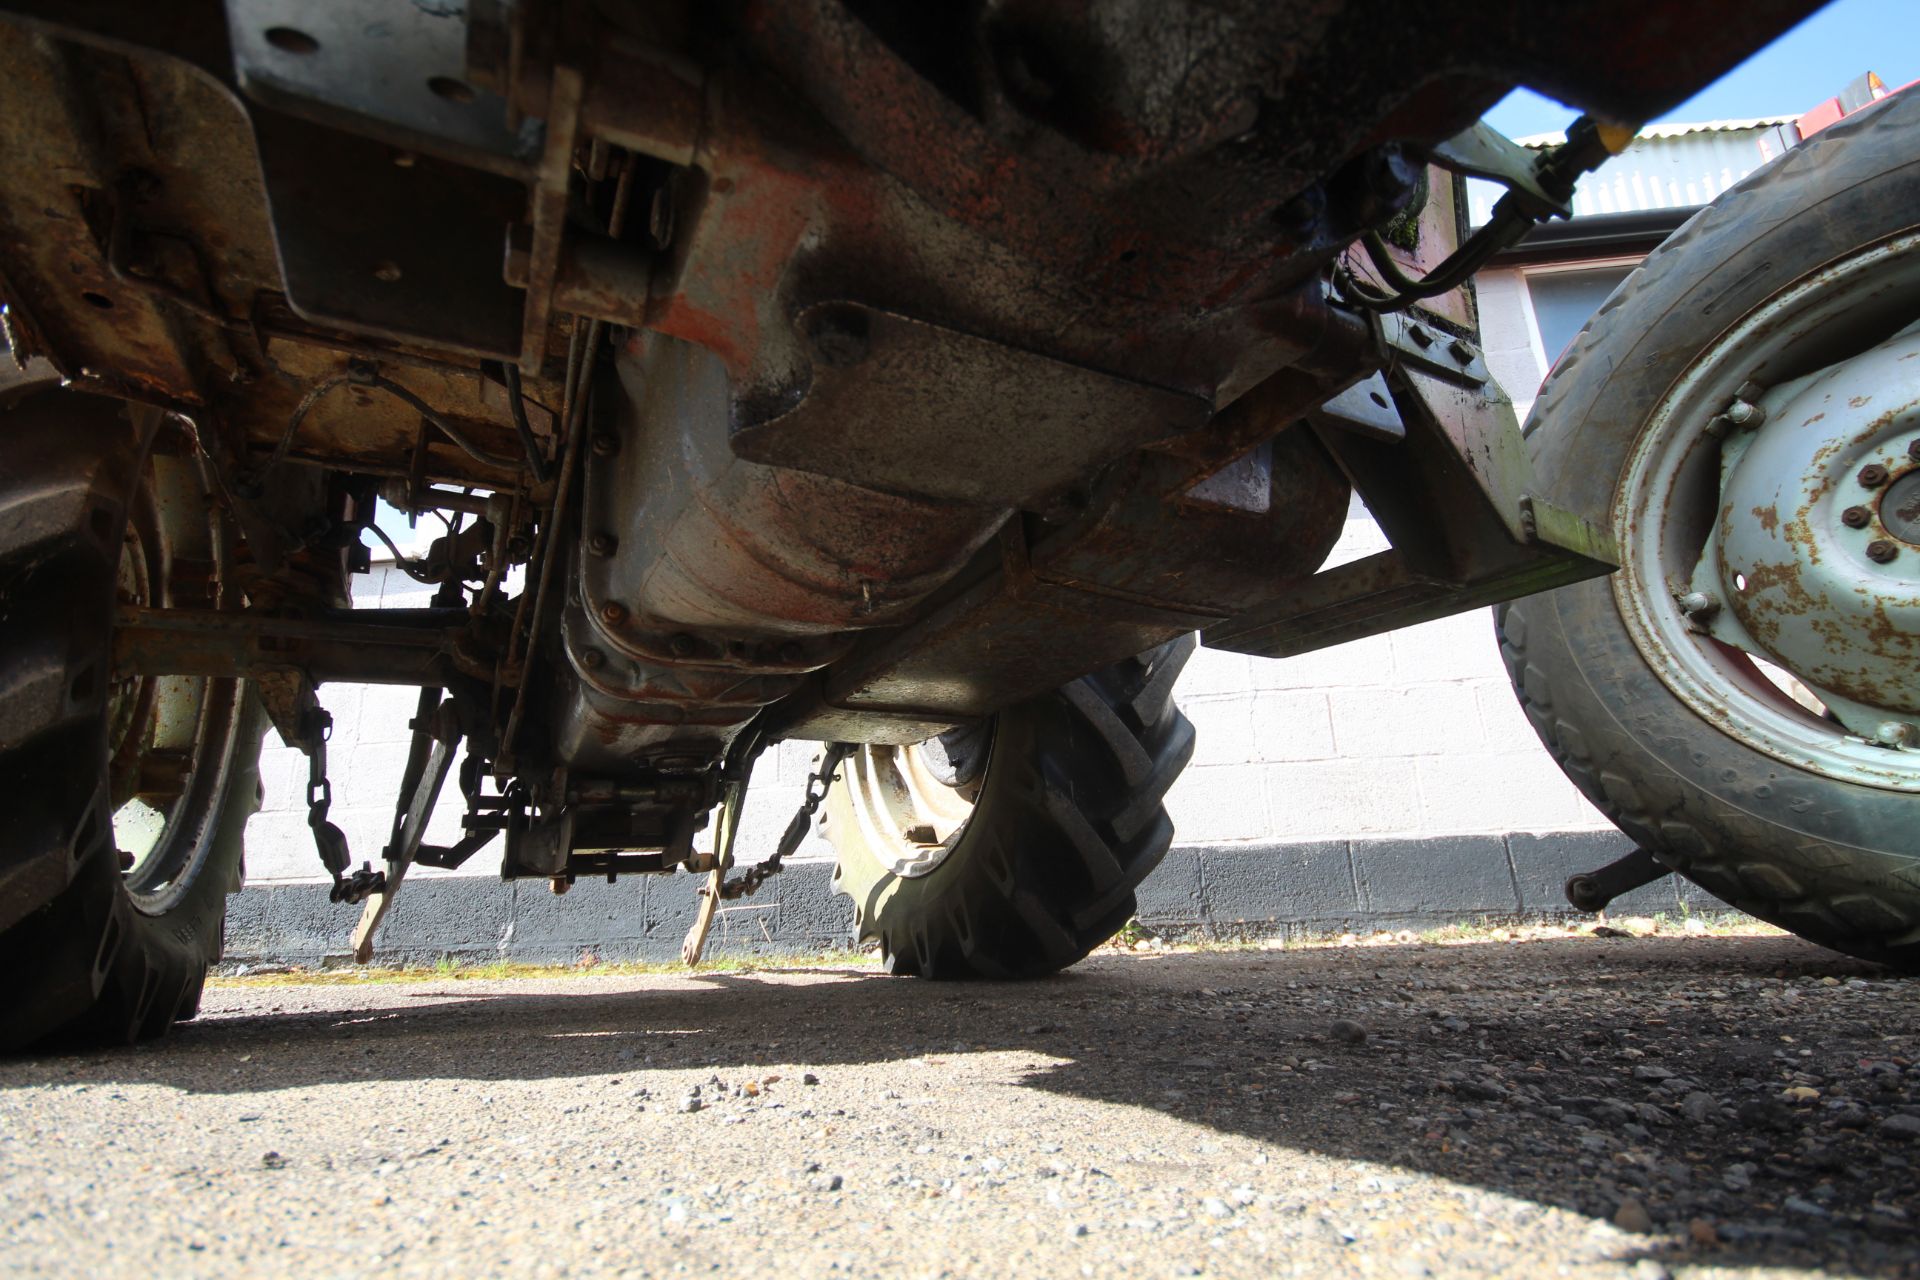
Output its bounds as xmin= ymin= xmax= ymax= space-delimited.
xmin=300 ymin=706 xmax=384 ymax=905
xmin=717 ymin=743 xmax=851 ymax=901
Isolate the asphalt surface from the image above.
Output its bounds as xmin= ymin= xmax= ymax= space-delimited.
xmin=2 ymin=932 xmax=1917 ymax=1279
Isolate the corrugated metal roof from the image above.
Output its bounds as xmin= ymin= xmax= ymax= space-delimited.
xmin=1512 ymin=115 xmax=1799 ymax=147
xmin=1465 ymin=118 xmax=1797 ymax=226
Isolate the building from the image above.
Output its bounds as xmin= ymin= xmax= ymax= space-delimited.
xmin=1474 ymin=72 xmax=1897 ymax=421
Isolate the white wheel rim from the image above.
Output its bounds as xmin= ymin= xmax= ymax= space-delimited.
xmin=840 ymin=741 xmax=979 ymax=879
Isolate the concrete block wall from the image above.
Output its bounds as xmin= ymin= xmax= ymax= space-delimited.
xmin=1160 ymin=512 xmax=1611 ymax=851
xmin=1474 ymin=266 xmax=1550 ymax=424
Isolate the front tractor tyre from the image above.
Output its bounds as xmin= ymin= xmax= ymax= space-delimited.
xmin=823 ymin=636 xmax=1196 ymax=978
xmin=0 ymin=389 xmax=265 ymax=1050
xmin=1500 ymin=90 xmax=1920 ymax=966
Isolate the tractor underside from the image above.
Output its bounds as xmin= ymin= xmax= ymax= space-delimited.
xmin=0 ymin=0 xmax=1816 ymax=910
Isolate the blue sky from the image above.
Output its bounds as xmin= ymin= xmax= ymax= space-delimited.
xmin=1485 ymin=0 xmax=1920 ymax=138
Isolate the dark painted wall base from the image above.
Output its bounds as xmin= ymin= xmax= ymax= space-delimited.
xmin=224 ymin=830 xmax=1724 ymax=969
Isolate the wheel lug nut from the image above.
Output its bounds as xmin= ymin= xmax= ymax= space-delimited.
xmin=1841 ymin=505 xmax=1872 ymax=528
xmin=1676 ymin=590 xmax=1720 ymax=621
xmin=1859 ymin=463 xmax=1890 ymax=488
xmin=1866 ymin=539 xmax=1899 ymax=564
xmin=1874 ymin=721 xmax=1918 ymax=749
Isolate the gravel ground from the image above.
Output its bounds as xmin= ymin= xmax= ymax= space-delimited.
xmin=2 ymin=932 xmax=1917 ymax=1279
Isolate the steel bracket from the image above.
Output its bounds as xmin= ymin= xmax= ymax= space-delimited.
xmin=1204 ymin=342 xmax=1617 ymax=661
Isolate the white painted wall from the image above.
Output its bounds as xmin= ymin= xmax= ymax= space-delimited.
xmin=242 ymin=513 xmax=1612 ymax=886
xmin=1475 ymin=266 xmax=1551 ymax=422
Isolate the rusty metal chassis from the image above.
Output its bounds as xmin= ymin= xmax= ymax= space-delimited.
xmin=0 ymin=1 xmax=1819 ymax=888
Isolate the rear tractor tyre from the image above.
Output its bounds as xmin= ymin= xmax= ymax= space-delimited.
xmin=823 ymin=636 xmax=1197 ymax=978
xmin=0 ymin=389 xmax=265 ymax=1050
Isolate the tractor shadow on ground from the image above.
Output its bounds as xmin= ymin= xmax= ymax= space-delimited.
xmin=9 ymin=933 xmax=1916 ymax=1277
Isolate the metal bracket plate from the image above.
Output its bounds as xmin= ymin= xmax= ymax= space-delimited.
xmin=731 ymin=303 xmax=1214 ymax=507
xmin=225 ymin=0 xmax=541 ymax=176
xmin=251 ymin=108 xmax=527 ymax=360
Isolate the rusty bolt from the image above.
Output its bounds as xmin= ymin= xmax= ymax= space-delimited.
xmin=1860 ymin=463 xmax=1890 ymax=488
xmin=669 ymin=632 xmax=697 ymax=657
xmin=1360 ymin=145 xmax=1419 ymax=206
xmin=501 ymin=244 xmax=531 ymax=288
xmin=1447 ymin=337 xmax=1478 ymax=365
xmin=1273 ymin=186 xmax=1326 ymax=237
xmin=580 ymin=648 xmax=605 ymax=671
xmin=599 ymin=601 xmax=628 ymax=625
xmin=1866 ymin=539 xmax=1899 ymax=564
xmin=590 ymin=431 xmax=620 ymax=456
xmin=994 ymin=36 xmax=1058 ymax=108
xmin=806 ymin=308 xmax=870 ymax=368
xmin=1841 ymin=505 xmax=1872 ymax=528
xmin=587 ymin=530 xmax=617 ymax=557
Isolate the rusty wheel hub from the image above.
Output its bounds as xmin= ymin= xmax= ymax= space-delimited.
xmin=1614 ymin=232 xmax=1920 ymax=789
xmin=1697 ymin=321 xmax=1920 ymax=740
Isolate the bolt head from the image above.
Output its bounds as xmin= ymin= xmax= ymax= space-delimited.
xmin=1859 ymin=463 xmax=1890 ymax=488
xmin=599 ymin=601 xmax=628 ymax=625
xmin=1841 ymin=505 xmax=1872 ymax=529
xmin=1676 ymin=591 xmax=1720 ymax=621
xmin=669 ymin=632 xmax=697 ymax=657
xmin=1873 ymin=720 xmax=1918 ymax=749
xmin=805 ymin=307 xmax=871 ymax=368
xmin=1363 ymin=145 xmax=1419 ymax=202
xmin=1447 ymin=337 xmax=1478 ymax=364
xmin=587 ymin=530 xmax=617 ymax=557
xmin=1866 ymin=538 xmax=1899 ymax=564
xmin=580 ymin=648 xmax=605 ymax=671
xmin=1273 ymin=186 xmax=1326 ymax=236
xmin=590 ymin=431 xmax=619 ymax=457
xmin=1406 ymin=323 xmax=1434 ymax=349
xmin=1909 ymin=439 xmax=1920 ymax=462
